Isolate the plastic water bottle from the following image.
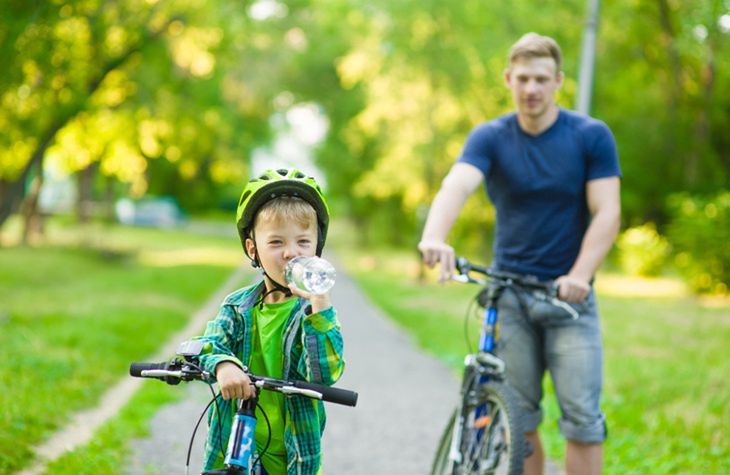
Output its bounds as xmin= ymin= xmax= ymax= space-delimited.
xmin=285 ymin=256 xmax=336 ymax=295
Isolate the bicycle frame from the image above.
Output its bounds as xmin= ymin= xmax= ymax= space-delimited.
xmin=445 ymin=281 xmax=508 ymax=468
xmin=220 ymin=397 xmax=259 ymax=474
xmin=433 ymin=257 xmax=579 ymax=475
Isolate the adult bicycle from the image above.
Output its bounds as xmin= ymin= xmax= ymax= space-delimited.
xmin=130 ymin=340 xmax=358 ymax=475
xmin=431 ymin=257 xmax=578 ymax=475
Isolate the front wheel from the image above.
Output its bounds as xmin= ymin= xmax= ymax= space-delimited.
xmin=431 ymin=412 xmax=456 ymax=474
xmin=433 ymin=381 xmax=526 ymax=475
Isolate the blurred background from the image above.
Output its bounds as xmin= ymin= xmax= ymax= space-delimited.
xmin=1 ymin=0 xmax=727 ymax=291
xmin=1 ymin=1 xmax=728 ymax=474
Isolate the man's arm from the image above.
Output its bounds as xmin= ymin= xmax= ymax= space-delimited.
xmin=418 ymin=162 xmax=484 ymax=281
xmin=556 ymin=176 xmax=621 ymax=303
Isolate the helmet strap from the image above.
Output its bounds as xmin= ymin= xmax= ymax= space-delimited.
xmin=248 ymin=233 xmax=293 ymax=306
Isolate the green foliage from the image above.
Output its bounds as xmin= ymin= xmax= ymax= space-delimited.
xmin=2 ymin=0 xmax=728 ymax=287
xmin=667 ymin=192 xmax=730 ymax=294
xmin=616 ymin=223 xmax=670 ymax=276
xmin=0 ymin=219 xmax=243 ymax=473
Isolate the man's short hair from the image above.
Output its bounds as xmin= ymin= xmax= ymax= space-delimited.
xmin=508 ymin=32 xmax=562 ymax=72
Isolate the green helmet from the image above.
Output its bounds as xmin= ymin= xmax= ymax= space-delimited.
xmin=236 ymin=168 xmax=330 ymax=256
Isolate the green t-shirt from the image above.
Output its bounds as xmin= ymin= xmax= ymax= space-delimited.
xmin=250 ymin=298 xmax=297 ymax=475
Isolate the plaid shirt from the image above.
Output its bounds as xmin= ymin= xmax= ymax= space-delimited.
xmin=194 ymin=281 xmax=345 ymax=474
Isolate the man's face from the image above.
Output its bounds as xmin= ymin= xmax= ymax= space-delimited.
xmin=505 ymin=56 xmax=563 ymax=120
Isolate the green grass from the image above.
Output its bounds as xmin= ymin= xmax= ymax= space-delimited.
xmin=43 ymin=383 xmax=182 ymax=475
xmin=0 ymin=217 xmax=246 ymax=473
xmin=332 ymin=244 xmax=730 ymax=474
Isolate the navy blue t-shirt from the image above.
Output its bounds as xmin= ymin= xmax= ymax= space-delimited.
xmin=458 ymin=108 xmax=621 ymax=280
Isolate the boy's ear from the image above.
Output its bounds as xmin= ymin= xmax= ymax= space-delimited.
xmin=244 ymin=238 xmax=259 ymax=267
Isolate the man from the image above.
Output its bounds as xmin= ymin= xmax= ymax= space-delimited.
xmin=418 ymin=33 xmax=621 ymax=475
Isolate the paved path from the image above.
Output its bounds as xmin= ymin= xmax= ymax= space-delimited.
xmin=126 ymin=259 xmax=564 ymax=474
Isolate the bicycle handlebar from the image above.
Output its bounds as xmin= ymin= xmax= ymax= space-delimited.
xmin=129 ymin=360 xmax=359 ymax=407
xmin=454 ymin=256 xmax=554 ymax=292
xmin=453 ymin=256 xmax=579 ymax=320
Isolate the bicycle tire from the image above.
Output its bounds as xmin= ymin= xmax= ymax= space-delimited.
xmin=433 ymin=381 xmax=526 ymax=475
xmin=431 ymin=411 xmax=456 ymax=474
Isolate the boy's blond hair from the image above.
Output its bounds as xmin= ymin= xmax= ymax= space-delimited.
xmin=508 ymin=32 xmax=562 ymax=72
xmin=254 ymin=196 xmax=317 ymax=231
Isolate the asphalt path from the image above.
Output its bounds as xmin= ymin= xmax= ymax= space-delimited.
xmin=126 ymin=259 xmax=563 ymax=474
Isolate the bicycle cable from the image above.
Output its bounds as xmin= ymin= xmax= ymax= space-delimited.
xmin=187 ymin=389 xmax=217 ymax=475
xmin=250 ymin=401 xmax=273 ymax=471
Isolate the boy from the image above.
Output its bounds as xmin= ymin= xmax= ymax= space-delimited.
xmin=194 ymin=168 xmax=345 ymax=474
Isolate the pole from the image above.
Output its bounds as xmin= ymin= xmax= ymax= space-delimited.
xmin=576 ymin=0 xmax=601 ymax=115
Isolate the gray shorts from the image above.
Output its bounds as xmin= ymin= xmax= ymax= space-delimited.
xmin=494 ymin=285 xmax=607 ymax=443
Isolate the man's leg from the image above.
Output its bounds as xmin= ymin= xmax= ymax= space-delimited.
xmin=523 ymin=431 xmax=544 ymax=475
xmin=496 ymin=289 xmax=545 ymax=475
xmin=565 ymin=440 xmax=602 ymax=475
xmin=546 ymin=291 xmax=606 ymax=475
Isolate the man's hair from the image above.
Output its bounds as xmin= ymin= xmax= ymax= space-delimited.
xmin=253 ymin=196 xmax=317 ymax=232
xmin=508 ymin=32 xmax=562 ymax=72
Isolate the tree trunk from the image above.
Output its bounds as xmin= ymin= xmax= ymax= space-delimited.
xmin=689 ymin=42 xmax=716 ymax=188
xmin=104 ymin=175 xmax=117 ymax=222
xmin=656 ymin=0 xmax=683 ymax=109
xmin=20 ymin=157 xmax=45 ymax=245
xmin=0 ymin=13 xmax=176 ymax=234
xmin=76 ymin=162 xmax=98 ymax=223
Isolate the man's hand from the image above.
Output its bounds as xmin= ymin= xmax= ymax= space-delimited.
xmin=554 ymin=275 xmax=591 ymax=303
xmin=418 ymin=239 xmax=455 ymax=282
xmin=215 ymin=361 xmax=255 ymax=400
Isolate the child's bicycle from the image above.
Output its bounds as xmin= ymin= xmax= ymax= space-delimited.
xmin=431 ymin=257 xmax=578 ymax=475
xmin=130 ymin=340 xmax=358 ymax=475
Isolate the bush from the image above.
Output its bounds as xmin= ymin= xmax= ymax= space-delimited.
xmin=666 ymin=192 xmax=730 ymax=294
xmin=616 ymin=223 xmax=670 ymax=276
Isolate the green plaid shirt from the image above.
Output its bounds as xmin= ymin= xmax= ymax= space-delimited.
xmin=194 ymin=281 xmax=345 ymax=474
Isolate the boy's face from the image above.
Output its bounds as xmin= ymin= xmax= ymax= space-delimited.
xmin=245 ymin=217 xmax=318 ymax=287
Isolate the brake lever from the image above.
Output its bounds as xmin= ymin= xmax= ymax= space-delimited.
xmin=451 ymin=274 xmax=487 ymax=286
xmin=451 ymin=274 xmax=471 ymax=283
xmin=549 ymin=297 xmax=580 ymax=320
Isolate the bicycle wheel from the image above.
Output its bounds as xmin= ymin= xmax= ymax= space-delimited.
xmin=457 ymin=381 xmax=526 ymax=475
xmin=431 ymin=411 xmax=456 ymax=475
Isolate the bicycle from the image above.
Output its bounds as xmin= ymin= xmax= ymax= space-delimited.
xmin=431 ymin=257 xmax=578 ymax=475
xmin=130 ymin=339 xmax=358 ymax=475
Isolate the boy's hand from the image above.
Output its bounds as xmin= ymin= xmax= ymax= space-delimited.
xmin=216 ymin=361 xmax=255 ymax=400
xmin=288 ymin=283 xmax=332 ymax=314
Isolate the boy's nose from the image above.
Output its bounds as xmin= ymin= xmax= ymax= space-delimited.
xmin=283 ymin=245 xmax=299 ymax=259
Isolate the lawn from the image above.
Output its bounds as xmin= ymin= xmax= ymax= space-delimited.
xmin=0 ymin=217 xmax=248 ymax=473
xmin=332 ymin=243 xmax=730 ymax=474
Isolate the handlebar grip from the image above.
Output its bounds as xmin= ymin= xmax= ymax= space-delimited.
xmin=292 ymin=380 xmax=358 ymax=407
xmin=129 ymin=361 xmax=168 ymax=377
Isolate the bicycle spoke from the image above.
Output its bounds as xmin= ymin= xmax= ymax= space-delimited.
xmin=457 ymin=388 xmax=518 ymax=475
